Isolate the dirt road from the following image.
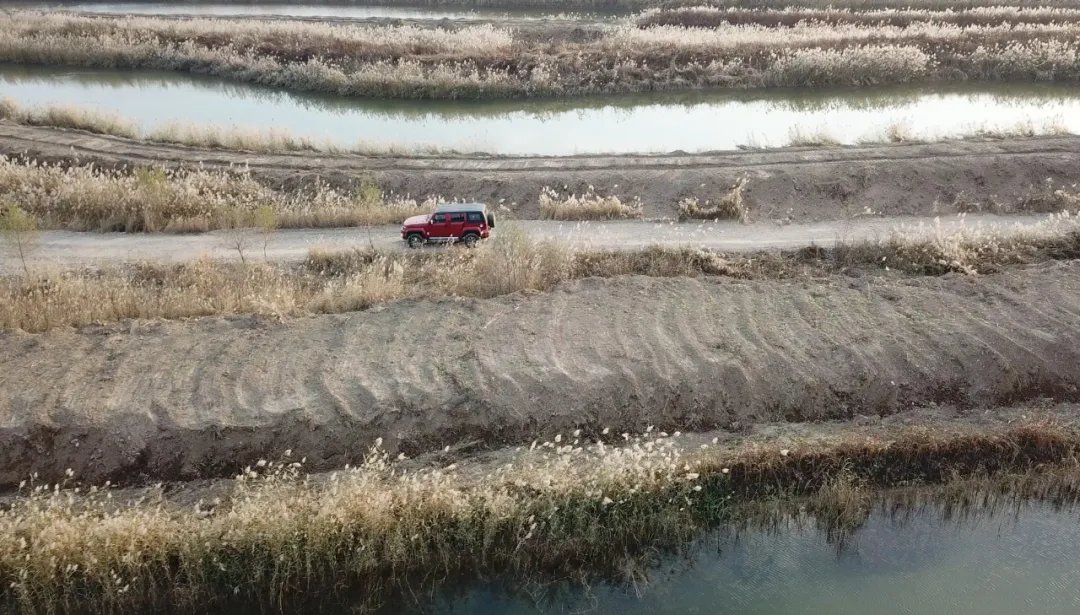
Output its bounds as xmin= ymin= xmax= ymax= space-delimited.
xmin=4 ymin=123 xmax=1080 ymax=221
xmin=4 ymin=123 xmax=1080 ymax=490
xmin=3 ymin=260 xmax=1079 ymax=487
xmin=9 ymin=214 xmax=1049 ymax=271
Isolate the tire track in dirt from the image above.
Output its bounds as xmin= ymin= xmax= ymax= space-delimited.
xmin=3 ymin=262 xmax=1080 ymax=487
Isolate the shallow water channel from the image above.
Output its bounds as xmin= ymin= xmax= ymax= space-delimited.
xmin=420 ymin=499 xmax=1080 ymax=614
xmin=3 ymin=64 xmax=1080 ymax=154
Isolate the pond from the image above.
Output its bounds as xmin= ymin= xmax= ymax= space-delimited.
xmin=3 ymin=64 xmax=1080 ymax=155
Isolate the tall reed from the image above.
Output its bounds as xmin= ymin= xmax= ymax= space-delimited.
xmin=1 ymin=422 xmax=1077 ymax=613
xmin=4 ymin=10 xmax=1080 ymax=99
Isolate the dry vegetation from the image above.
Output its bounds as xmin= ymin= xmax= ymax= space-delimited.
xmin=4 ymin=97 xmax=1076 ymax=159
xmin=0 ymin=98 xmax=442 ymax=154
xmin=638 ymin=4 xmax=1080 ymax=28
xmin=0 ymin=98 xmax=137 ymax=139
xmin=5 ymin=7 xmax=1080 ymax=99
xmin=1 ymin=420 xmax=1077 ymax=613
xmin=0 ymin=156 xmax=436 ymax=232
xmin=538 ymin=185 xmax=643 ymax=220
xmin=785 ymin=118 xmax=1072 ymax=147
xmin=3 ymin=214 xmax=1080 ymax=332
xmin=678 ymin=176 xmax=750 ymax=222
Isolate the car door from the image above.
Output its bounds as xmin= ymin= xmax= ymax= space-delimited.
xmin=428 ymin=213 xmax=452 ymax=239
xmin=448 ymin=212 xmax=467 ymax=238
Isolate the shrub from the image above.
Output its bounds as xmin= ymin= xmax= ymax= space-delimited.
xmin=0 ymin=202 xmax=37 ymax=275
xmin=1017 ymin=179 xmax=1080 ymax=213
xmin=677 ymin=177 xmax=750 ymax=222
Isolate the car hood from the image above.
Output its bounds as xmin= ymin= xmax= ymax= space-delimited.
xmin=402 ymin=214 xmax=430 ymax=227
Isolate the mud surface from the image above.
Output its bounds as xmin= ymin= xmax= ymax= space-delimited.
xmin=3 ymin=260 xmax=1079 ymax=488
xmin=3 ymin=123 xmax=1080 ymax=221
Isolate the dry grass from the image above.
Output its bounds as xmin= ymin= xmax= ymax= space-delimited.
xmin=0 ymin=421 xmax=1077 ymax=613
xmin=0 ymin=226 xmax=576 ymax=331
xmin=834 ymin=211 xmax=1080 ymax=275
xmin=678 ymin=177 xmax=750 ymax=222
xmin=1017 ymin=178 xmax=1080 ymax=213
xmin=4 ymin=213 xmax=1080 ymax=332
xmin=538 ymin=186 xmax=644 ymax=220
xmin=0 ymin=97 xmax=137 ymax=139
xmin=0 ymin=156 xmax=435 ymax=232
xmin=786 ymin=126 xmax=842 ymax=147
xmin=847 ymin=118 xmax=1070 ymax=146
xmin=5 ymin=9 xmax=1080 ymax=99
xmin=638 ymin=5 xmax=1080 ymax=29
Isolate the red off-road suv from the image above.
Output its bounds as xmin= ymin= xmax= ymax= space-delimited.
xmin=401 ymin=202 xmax=494 ymax=248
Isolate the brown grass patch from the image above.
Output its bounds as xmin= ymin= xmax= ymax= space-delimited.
xmin=678 ymin=177 xmax=750 ymax=222
xmin=0 ymin=156 xmax=435 ymax=232
xmin=538 ymin=186 xmax=644 ymax=220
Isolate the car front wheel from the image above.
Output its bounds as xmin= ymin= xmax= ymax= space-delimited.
xmin=407 ymin=234 xmax=425 ymax=249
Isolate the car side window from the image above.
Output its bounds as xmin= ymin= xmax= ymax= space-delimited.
xmin=432 ymin=213 xmax=448 ymax=223
xmin=450 ymin=213 xmax=466 ymax=222
xmin=466 ymin=212 xmax=484 ymax=222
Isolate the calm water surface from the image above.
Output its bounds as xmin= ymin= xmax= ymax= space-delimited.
xmin=3 ymin=65 xmax=1080 ymax=154
xmin=429 ymin=501 xmax=1080 ymax=615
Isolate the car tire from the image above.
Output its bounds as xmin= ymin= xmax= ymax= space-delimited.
xmin=462 ymin=233 xmax=481 ymax=248
xmin=407 ymin=234 xmax=425 ymax=249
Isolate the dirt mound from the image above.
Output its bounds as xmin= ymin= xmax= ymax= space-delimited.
xmin=2 ymin=261 xmax=1080 ymax=487
xmin=4 ymin=123 xmax=1080 ymax=221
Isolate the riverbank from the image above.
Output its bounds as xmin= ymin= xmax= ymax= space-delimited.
xmin=2 ymin=410 xmax=1078 ymax=613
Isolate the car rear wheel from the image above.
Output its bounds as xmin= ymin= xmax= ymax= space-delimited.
xmin=407 ymin=234 xmax=425 ymax=249
xmin=462 ymin=233 xmax=481 ymax=248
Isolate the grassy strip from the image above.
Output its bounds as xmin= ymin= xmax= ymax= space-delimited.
xmin=6 ymin=11 xmax=1080 ymax=99
xmin=3 ymin=215 xmax=1080 ymax=332
xmin=639 ymin=5 xmax=1080 ymax=28
xmin=4 ymin=155 xmax=1077 ymax=236
xmin=0 ymin=156 xmax=439 ymax=232
xmin=1 ymin=422 xmax=1078 ymax=612
xmin=0 ymin=98 xmax=447 ymax=155
xmin=0 ymin=100 xmax=138 ymax=139
xmin=783 ymin=118 xmax=1072 ymax=147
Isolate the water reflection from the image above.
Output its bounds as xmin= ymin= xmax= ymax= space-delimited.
xmin=3 ymin=64 xmax=1080 ymax=154
xmin=432 ymin=497 xmax=1080 ymax=615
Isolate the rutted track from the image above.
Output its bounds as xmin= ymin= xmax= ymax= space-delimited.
xmin=2 ymin=261 xmax=1079 ymax=487
xmin=4 ymin=123 xmax=1080 ymax=220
